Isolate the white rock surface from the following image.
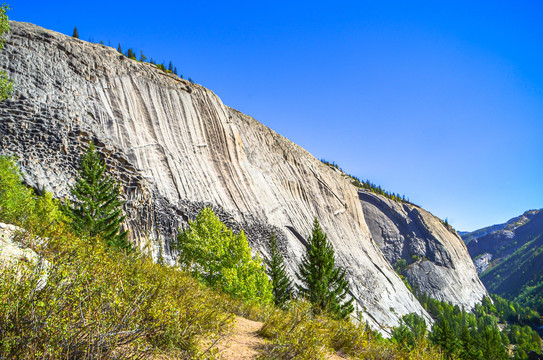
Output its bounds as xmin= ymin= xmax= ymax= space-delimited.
xmin=0 ymin=21 xmax=484 ymax=329
xmin=359 ymin=190 xmax=488 ymax=309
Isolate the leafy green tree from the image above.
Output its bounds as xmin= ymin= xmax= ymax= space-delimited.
xmin=0 ymin=4 xmax=13 ymax=101
xmin=63 ymin=142 xmax=130 ymax=250
xmin=175 ymin=207 xmax=273 ymax=305
xmin=296 ymin=218 xmax=354 ymax=319
xmin=265 ymin=232 xmax=293 ymax=307
xmin=72 ymin=26 xmax=79 ymax=38
xmin=0 ymin=156 xmax=65 ymax=234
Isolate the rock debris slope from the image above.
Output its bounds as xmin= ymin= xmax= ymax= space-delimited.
xmin=0 ymin=21 xmax=484 ymax=329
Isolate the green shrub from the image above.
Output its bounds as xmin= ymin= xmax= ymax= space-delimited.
xmin=175 ymin=207 xmax=273 ymax=305
xmin=0 ymin=157 xmax=233 ymax=358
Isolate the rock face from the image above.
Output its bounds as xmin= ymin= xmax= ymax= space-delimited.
xmin=466 ymin=210 xmax=542 ymax=261
xmin=359 ymin=191 xmax=488 ymax=309
xmin=0 ymin=21 xmax=485 ymax=329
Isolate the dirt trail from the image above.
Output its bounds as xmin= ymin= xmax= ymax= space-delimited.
xmin=215 ymin=316 xmax=347 ymax=360
xmin=216 ymin=316 xmax=265 ymax=359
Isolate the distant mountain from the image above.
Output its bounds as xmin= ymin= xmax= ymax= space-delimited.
xmin=463 ymin=209 xmax=543 ymax=313
xmin=460 ymin=223 xmax=507 ymax=244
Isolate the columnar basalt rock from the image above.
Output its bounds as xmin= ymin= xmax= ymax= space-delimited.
xmin=0 ymin=21 xmax=486 ymax=329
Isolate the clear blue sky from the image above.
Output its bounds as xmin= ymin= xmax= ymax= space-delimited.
xmin=8 ymin=1 xmax=543 ymax=231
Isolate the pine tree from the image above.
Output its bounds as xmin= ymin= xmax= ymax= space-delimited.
xmin=265 ymin=232 xmax=293 ymax=307
xmin=139 ymin=50 xmax=147 ymax=62
xmin=0 ymin=4 xmax=13 ymax=101
xmin=296 ymin=218 xmax=354 ymax=319
xmin=459 ymin=324 xmax=481 ymax=360
xmin=64 ymin=142 xmax=130 ymax=250
xmin=117 ymin=43 xmax=122 ymax=54
xmin=173 ymin=67 xmax=178 ymax=75
xmin=72 ymin=26 xmax=79 ymax=39
xmin=126 ymin=48 xmax=136 ymax=60
xmin=430 ymin=317 xmax=460 ymax=360
xmin=168 ymin=61 xmax=173 ymax=72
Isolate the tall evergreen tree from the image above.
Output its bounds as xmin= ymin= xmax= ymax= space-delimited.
xmin=296 ymin=218 xmax=354 ymax=319
xmin=126 ymin=48 xmax=136 ymax=60
xmin=459 ymin=324 xmax=481 ymax=360
xmin=173 ymin=67 xmax=178 ymax=75
xmin=168 ymin=61 xmax=173 ymax=72
xmin=64 ymin=142 xmax=130 ymax=250
xmin=117 ymin=43 xmax=122 ymax=54
xmin=265 ymin=232 xmax=293 ymax=307
xmin=430 ymin=317 xmax=460 ymax=360
xmin=72 ymin=26 xmax=79 ymax=39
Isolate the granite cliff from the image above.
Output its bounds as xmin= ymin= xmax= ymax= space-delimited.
xmin=359 ymin=190 xmax=488 ymax=308
xmin=0 ymin=21 xmax=487 ymax=329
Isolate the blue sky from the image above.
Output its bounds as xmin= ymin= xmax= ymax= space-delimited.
xmin=8 ymin=1 xmax=543 ymax=231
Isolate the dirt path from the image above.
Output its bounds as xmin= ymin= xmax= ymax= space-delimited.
xmin=215 ymin=316 xmax=347 ymax=360
xmin=215 ymin=316 xmax=266 ymax=359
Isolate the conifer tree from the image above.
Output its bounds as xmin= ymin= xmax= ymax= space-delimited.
xmin=117 ymin=43 xmax=122 ymax=54
xmin=72 ymin=26 xmax=79 ymax=39
xmin=64 ymin=142 xmax=130 ymax=250
xmin=126 ymin=48 xmax=136 ymax=60
xmin=265 ymin=232 xmax=293 ymax=307
xmin=0 ymin=4 xmax=13 ymax=102
xmin=173 ymin=67 xmax=178 ymax=75
xmin=430 ymin=317 xmax=460 ymax=360
xmin=459 ymin=324 xmax=481 ymax=360
xmin=296 ymin=218 xmax=354 ymax=319
xmin=168 ymin=61 xmax=173 ymax=72
xmin=139 ymin=50 xmax=147 ymax=62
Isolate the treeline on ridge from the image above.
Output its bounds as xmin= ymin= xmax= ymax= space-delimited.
xmin=71 ymin=26 xmax=195 ymax=84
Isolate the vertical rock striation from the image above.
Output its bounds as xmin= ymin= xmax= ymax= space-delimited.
xmin=0 ymin=21 xmax=486 ymax=329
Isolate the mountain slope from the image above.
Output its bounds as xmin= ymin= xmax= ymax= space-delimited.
xmin=476 ymin=211 xmax=543 ymax=313
xmin=0 ymin=21 xmax=487 ymax=328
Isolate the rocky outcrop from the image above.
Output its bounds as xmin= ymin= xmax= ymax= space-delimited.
xmin=359 ymin=191 xmax=488 ymax=309
xmin=0 ymin=21 xmax=485 ymax=329
xmin=466 ymin=210 xmax=542 ymax=260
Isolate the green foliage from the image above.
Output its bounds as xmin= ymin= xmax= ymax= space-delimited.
xmin=175 ymin=207 xmax=273 ymax=305
xmin=0 ymin=4 xmax=13 ymax=101
xmin=139 ymin=49 xmax=147 ymax=62
xmin=0 ymin=156 xmax=65 ymax=235
xmin=417 ymin=291 xmax=542 ymax=360
xmin=479 ymin=212 xmax=543 ymax=314
xmin=126 ymin=48 xmax=136 ymax=60
xmin=0 ymin=159 xmax=233 ymax=358
xmin=391 ymin=313 xmax=427 ymax=352
xmin=265 ymin=232 xmax=293 ymax=307
xmin=62 ymin=142 xmax=130 ymax=250
xmin=430 ymin=317 xmax=461 ymax=359
xmin=296 ymin=218 xmax=354 ymax=319
xmin=259 ymin=301 xmax=444 ymax=360
xmin=72 ymin=26 xmax=79 ymax=38
xmin=117 ymin=43 xmax=122 ymax=54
